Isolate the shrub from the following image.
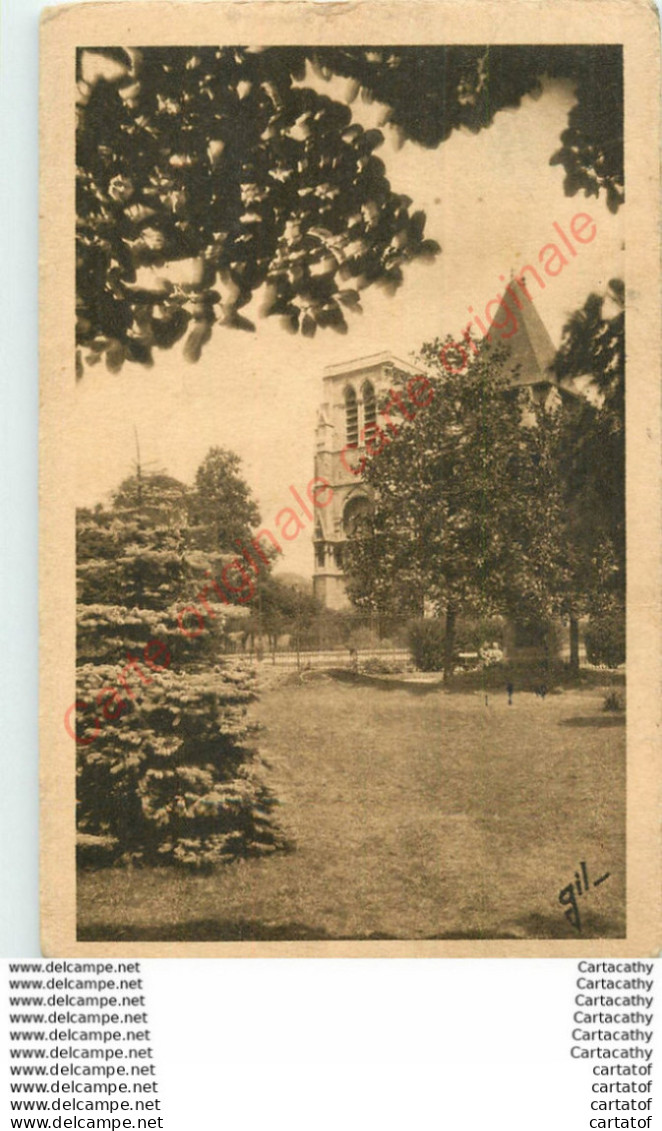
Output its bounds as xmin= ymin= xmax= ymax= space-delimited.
xmin=375 ymin=637 xmax=396 ymax=652
xmin=75 ymin=661 xmax=288 ymax=868
xmin=408 ymin=616 xmax=506 ymax=672
xmin=360 ymin=657 xmax=403 ymax=675
xmin=585 ymin=606 xmax=626 ymax=668
xmin=346 ymin=626 xmax=381 ymax=651
xmin=455 ymin=616 xmax=505 ymax=652
xmin=408 ymin=619 xmax=446 ymax=671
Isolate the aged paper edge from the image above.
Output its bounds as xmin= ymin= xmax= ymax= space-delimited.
xmin=40 ymin=0 xmax=661 ymax=957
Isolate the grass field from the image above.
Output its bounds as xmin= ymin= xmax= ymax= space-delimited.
xmin=78 ymin=676 xmax=625 ymax=941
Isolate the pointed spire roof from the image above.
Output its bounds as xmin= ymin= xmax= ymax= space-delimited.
xmin=486 ymin=280 xmax=558 ymax=388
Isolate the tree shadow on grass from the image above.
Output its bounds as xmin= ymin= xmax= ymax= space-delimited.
xmin=322 ymin=669 xmax=445 ymax=695
xmin=504 ymin=910 xmax=625 ymax=939
xmin=559 ymin=715 xmax=625 ymax=728
xmin=78 ymin=920 xmax=386 ymax=942
xmin=78 ymin=911 xmax=624 ymax=942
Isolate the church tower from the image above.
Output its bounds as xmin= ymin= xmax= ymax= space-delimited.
xmin=312 ymin=352 xmax=419 ymax=609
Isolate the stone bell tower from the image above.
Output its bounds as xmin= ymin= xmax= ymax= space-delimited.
xmin=312 ymin=351 xmax=420 ymax=609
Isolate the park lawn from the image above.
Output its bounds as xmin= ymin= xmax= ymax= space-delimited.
xmin=78 ymin=678 xmax=625 ymax=941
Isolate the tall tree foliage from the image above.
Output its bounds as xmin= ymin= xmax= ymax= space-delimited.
xmin=76 ymin=45 xmax=622 ymax=372
xmin=343 ymin=341 xmax=568 ymax=676
xmin=344 ymin=284 xmax=626 ymax=677
xmin=553 ymin=279 xmax=625 ymax=586
xmin=553 ymin=280 xmax=625 ymax=668
xmin=188 ymin=447 xmax=261 ymax=552
xmin=313 ymin=46 xmax=623 ymax=206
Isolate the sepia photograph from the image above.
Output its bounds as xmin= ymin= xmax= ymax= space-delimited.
xmin=39 ymin=1 xmax=661 ymax=955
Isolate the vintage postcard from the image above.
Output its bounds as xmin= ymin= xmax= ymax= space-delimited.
xmin=40 ymin=0 xmax=660 ymax=956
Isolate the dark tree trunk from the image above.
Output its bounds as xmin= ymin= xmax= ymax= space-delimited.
xmin=569 ymin=615 xmax=580 ymax=675
xmin=444 ymin=606 xmax=457 ymax=682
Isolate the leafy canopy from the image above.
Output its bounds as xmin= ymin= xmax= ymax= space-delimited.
xmin=343 ymin=339 xmax=569 ymax=629
xmin=76 ymin=45 xmax=622 ymax=372
xmin=553 ymin=280 xmax=625 ymax=608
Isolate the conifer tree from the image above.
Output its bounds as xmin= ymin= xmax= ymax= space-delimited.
xmin=75 ymin=455 xmax=287 ymax=868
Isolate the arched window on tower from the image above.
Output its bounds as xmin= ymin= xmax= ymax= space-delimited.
xmin=343 ymin=495 xmax=371 ymax=536
xmin=362 ymin=380 xmax=377 ymax=437
xmin=314 ymin=518 xmax=325 ymax=569
xmin=345 ymin=385 xmax=358 ymax=447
